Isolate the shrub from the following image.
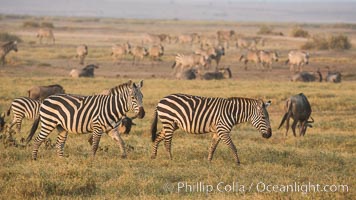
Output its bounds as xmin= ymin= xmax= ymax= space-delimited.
xmin=290 ymin=27 xmax=309 ymax=38
xmin=0 ymin=32 xmax=23 ymax=42
xmin=328 ymin=34 xmax=352 ymax=50
xmin=41 ymin=22 xmax=54 ymax=28
xmin=23 ymin=21 xmax=40 ymax=28
xmin=301 ymin=34 xmax=352 ymax=50
xmin=257 ymin=25 xmax=273 ymax=35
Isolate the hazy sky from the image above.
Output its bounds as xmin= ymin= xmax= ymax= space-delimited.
xmin=1 ymin=0 xmax=356 ymax=23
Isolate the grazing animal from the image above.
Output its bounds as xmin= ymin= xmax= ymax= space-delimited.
xmin=142 ymin=33 xmax=161 ymax=44
xmin=216 ymin=30 xmax=235 ymax=49
xmin=28 ymin=84 xmax=65 ymax=101
xmin=76 ymin=44 xmax=88 ymax=65
xmin=148 ymin=44 xmax=164 ymax=61
xmin=26 ymin=80 xmax=145 ymax=160
xmin=6 ymin=97 xmax=41 ymax=135
xmin=239 ymin=50 xmax=260 ymax=70
xmin=196 ymin=45 xmax=225 ymax=68
xmin=278 ymin=93 xmax=313 ymax=136
xmin=0 ymin=41 xmax=18 ymax=66
xmin=69 ymin=64 xmax=99 ymax=78
xmin=178 ymin=33 xmax=200 ymax=45
xmin=111 ymin=42 xmax=131 ymax=64
xmin=151 ymin=94 xmax=272 ymax=164
xmin=291 ymin=71 xmax=322 ymax=82
xmin=259 ymin=50 xmax=279 ymax=70
xmin=286 ymin=50 xmax=309 ymax=72
xmin=174 ymin=68 xmax=197 ymax=80
xmin=0 ymin=113 xmax=5 ymax=132
xmin=236 ymin=38 xmax=257 ymax=50
xmin=130 ymin=46 xmax=148 ymax=65
xmin=325 ymin=67 xmax=341 ymax=83
xmin=37 ymin=28 xmax=55 ymax=44
xmin=172 ymin=53 xmax=210 ymax=76
xmin=197 ymin=67 xmax=232 ymax=80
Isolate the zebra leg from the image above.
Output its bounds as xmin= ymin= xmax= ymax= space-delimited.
xmin=164 ymin=130 xmax=174 ymax=160
xmin=151 ymin=130 xmax=165 ymax=159
xmin=108 ymin=128 xmax=127 ymax=159
xmin=55 ymin=128 xmax=68 ymax=158
xmin=32 ymin=126 xmax=56 ymax=160
xmin=208 ymin=133 xmax=221 ymax=162
xmin=91 ymin=128 xmax=103 ymax=156
xmin=219 ymin=132 xmax=240 ymax=165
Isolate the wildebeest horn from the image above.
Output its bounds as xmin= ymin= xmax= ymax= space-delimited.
xmin=307 ymin=116 xmax=314 ymax=123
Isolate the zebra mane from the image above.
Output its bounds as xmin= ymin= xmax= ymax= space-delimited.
xmin=2 ymin=41 xmax=16 ymax=47
xmin=227 ymin=97 xmax=257 ymax=101
xmin=108 ymin=80 xmax=132 ymax=95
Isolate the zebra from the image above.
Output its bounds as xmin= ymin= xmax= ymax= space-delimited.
xmin=1 ymin=41 xmax=18 ymax=66
xmin=151 ymin=94 xmax=272 ymax=165
xmin=7 ymin=97 xmax=41 ymax=135
xmin=26 ymin=80 xmax=145 ymax=160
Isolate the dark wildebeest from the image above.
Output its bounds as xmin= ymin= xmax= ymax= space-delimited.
xmin=28 ymin=84 xmax=65 ymax=101
xmin=197 ymin=67 xmax=232 ymax=80
xmin=0 ymin=113 xmax=5 ymax=132
xmin=291 ymin=71 xmax=322 ymax=82
xmin=278 ymin=93 xmax=314 ymax=137
xmin=87 ymin=116 xmax=135 ymax=146
xmin=325 ymin=67 xmax=341 ymax=83
xmin=69 ymin=64 xmax=99 ymax=78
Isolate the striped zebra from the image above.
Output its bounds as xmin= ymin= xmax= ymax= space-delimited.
xmin=151 ymin=93 xmax=272 ymax=165
xmin=7 ymin=97 xmax=41 ymax=135
xmin=1 ymin=41 xmax=18 ymax=66
xmin=26 ymin=80 xmax=145 ymax=160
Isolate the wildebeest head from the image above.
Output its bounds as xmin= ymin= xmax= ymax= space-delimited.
xmin=129 ymin=80 xmax=145 ymax=119
xmin=0 ymin=113 xmax=5 ymax=132
xmin=118 ymin=116 xmax=136 ymax=134
xmin=301 ymin=117 xmax=314 ymax=136
xmin=251 ymin=100 xmax=272 ymax=139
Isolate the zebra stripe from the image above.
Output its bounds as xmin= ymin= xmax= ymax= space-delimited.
xmin=7 ymin=97 xmax=41 ymax=135
xmin=0 ymin=41 xmax=18 ymax=66
xmin=27 ymin=80 xmax=145 ymax=160
xmin=151 ymin=93 xmax=272 ymax=164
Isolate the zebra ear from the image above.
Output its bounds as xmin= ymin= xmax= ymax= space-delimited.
xmin=138 ymin=80 xmax=143 ymax=88
xmin=264 ymin=100 xmax=271 ymax=108
xmin=127 ymin=80 xmax=133 ymax=86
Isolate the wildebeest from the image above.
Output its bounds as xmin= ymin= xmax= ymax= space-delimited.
xmin=325 ymin=67 xmax=341 ymax=83
xmin=172 ymin=53 xmax=211 ymax=76
xmin=196 ymin=45 xmax=225 ymax=68
xmin=69 ymin=64 xmax=99 ymax=78
xmin=278 ymin=93 xmax=314 ymax=136
xmin=239 ymin=50 xmax=261 ymax=70
xmin=28 ymin=84 xmax=65 ymax=101
xmin=174 ymin=68 xmax=197 ymax=80
xmin=130 ymin=46 xmax=148 ymax=65
xmin=37 ymin=28 xmax=55 ymax=44
xmin=291 ymin=71 xmax=322 ymax=82
xmin=286 ymin=50 xmax=309 ymax=72
xmin=0 ymin=41 xmax=18 ymax=66
xmin=148 ymin=44 xmax=164 ymax=61
xmin=197 ymin=67 xmax=232 ymax=80
xmin=259 ymin=50 xmax=279 ymax=71
xmin=111 ymin=42 xmax=131 ymax=64
xmin=87 ymin=115 xmax=136 ymax=146
xmin=0 ymin=113 xmax=5 ymax=132
xmin=76 ymin=44 xmax=88 ymax=65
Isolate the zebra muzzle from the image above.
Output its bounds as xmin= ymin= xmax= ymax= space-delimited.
xmin=262 ymin=128 xmax=272 ymax=139
xmin=137 ymin=107 xmax=145 ymax=119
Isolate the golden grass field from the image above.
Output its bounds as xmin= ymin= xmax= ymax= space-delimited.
xmin=0 ymin=15 xmax=355 ymax=199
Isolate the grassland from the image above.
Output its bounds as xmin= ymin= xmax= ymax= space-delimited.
xmin=0 ymin=15 xmax=355 ymax=199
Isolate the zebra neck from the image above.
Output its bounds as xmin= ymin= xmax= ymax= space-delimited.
xmin=232 ymin=98 xmax=254 ymax=124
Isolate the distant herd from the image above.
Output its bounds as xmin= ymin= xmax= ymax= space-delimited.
xmin=0 ymin=27 xmax=343 ymax=83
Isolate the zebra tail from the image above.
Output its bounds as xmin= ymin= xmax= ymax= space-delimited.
xmin=151 ymin=108 xmax=158 ymax=142
xmin=6 ymin=105 xmax=11 ymax=116
xmin=26 ymin=117 xmax=40 ymax=143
